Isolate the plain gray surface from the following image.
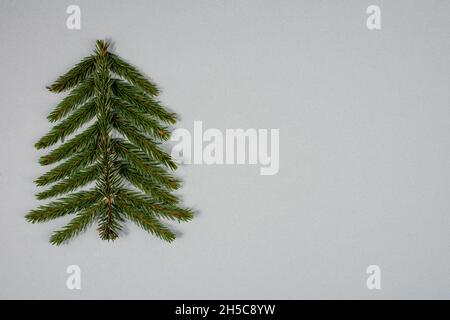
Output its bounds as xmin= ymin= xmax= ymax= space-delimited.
xmin=0 ymin=0 xmax=449 ymax=299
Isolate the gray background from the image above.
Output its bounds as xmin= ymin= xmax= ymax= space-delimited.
xmin=0 ymin=0 xmax=449 ymax=299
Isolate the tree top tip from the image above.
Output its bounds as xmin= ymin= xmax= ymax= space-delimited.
xmin=95 ymin=39 xmax=110 ymax=55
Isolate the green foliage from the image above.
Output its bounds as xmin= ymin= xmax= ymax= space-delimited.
xmin=111 ymin=79 xmax=177 ymax=124
xmin=117 ymin=189 xmax=193 ymax=222
xmin=38 ymin=124 xmax=99 ymax=165
xmin=108 ymin=52 xmax=160 ymax=96
xmin=36 ymin=147 xmax=97 ymax=186
xmin=36 ymin=100 xmax=97 ymax=149
xmin=50 ymin=202 xmax=102 ymax=245
xmin=47 ymin=55 xmax=96 ymax=93
xmin=113 ymin=116 xmax=177 ymax=170
xmin=28 ymin=40 xmax=193 ymax=245
xmin=120 ymin=167 xmax=179 ymax=205
xmin=112 ymin=97 xmax=170 ymax=140
xmin=35 ymin=166 xmax=98 ymax=200
xmin=47 ymin=77 xmax=95 ymax=122
xmin=112 ymin=139 xmax=181 ymax=189
xmin=27 ymin=190 xmax=101 ymax=223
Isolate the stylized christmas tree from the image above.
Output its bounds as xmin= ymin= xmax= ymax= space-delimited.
xmin=26 ymin=40 xmax=193 ymax=245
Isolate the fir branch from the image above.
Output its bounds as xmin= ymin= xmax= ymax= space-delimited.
xmin=96 ymin=202 xmax=123 ymax=241
xmin=111 ymin=79 xmax=177 ymax=124
xmin=95 ymin=148 xmax=123 ymax=199
xmin=36 ymin=166 xmax=98 ymax=200
xmin=113 ymin=117 xmax=177 ymax=170
xmin=35 ymin=100 xmax=97 ymax=149
xmin=95 ymin=181 xmax=123 ymax=241
xmin=120 ymin=166 xmax=178 ymax=205
xmin=118 ymin=199 xmax=176 ymax=242
xmin=35 ymin=147 xmax=97 ymax=186
xmin=26 ymin=189 xmax=101 ymax=224
xmin=47 ymin=55 xmax=96 ymax=93
xmin=118 ymin=189 xmax=193 ymax=223
xmin=112 ymin=139 xmax=181 ymax=189
xmin=95 ymin=39 xmax=110 ymax=56
xmin=91 ymin=42 xmax=124 ymax=242
xmin=38 ymin=123 xmax=99 ymax=165
xmin=47 ymin=77 xmax=95 ymax=122
xmin=108 ymin=52 xmax=160 ymax=96
xmin=112 ymin=97 xmax=170 ymax=140
xmin=49 ymin=202 xmax=102 ymax=245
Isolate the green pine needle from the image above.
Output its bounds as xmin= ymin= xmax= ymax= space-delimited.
xmin=38 ymin=123 xmax=99 ymax=164
xmin=111 ymin=79 xmax=177 ymax=124
xmin=113 ymin=117 xmax=177 ymax=170
xmin=35 ymin=147 xmax=97 ymax=186
xmin=35 ymin=100 xmax=97 ymax=149
xmin=26 ymin=190 xmax=102 ymax=224
xmin=47 ymin=77 xmax=95 ymax=122
xmin=117 ymin=189 xmax=193 ymax=223
xmin=119 ymin=200 xmax=176 ymax=242
xmin=50 ymin=202 xmax=102 ymax=245
xmin=108 ymin=52 xmax=160 ymax=96
xmin=112 ymin=97 xmax=170 ymax=140
xmin=113 ymin=139 xmax=181 ymax=189
xmin=47 ymin=55 xmax=96 ymax=93
xmin=36 ymin=166 xmax=98 ymax=200
xmin=120 ymin=167 xmax=179 ymax=205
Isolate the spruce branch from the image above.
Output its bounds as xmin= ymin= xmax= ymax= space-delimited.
xmin=49 ymin=202 xmax=102 ymax=245
xmin=28 ymin=39 xmax=192 ymax=245
xmin=47 ymin=77 xmax=95 ymax=122
xmin=108 ymin=52 xmax=160 ymax=96
xmin=35 ymin=147 xmax=97 ymax=186
xmin=112 ymin=97 xmax=170 ymax=140
xmin=38 ymin=123 xmax=99 ymax=164
xmin=96 ymin=202 xmax=123 ymax=241
xmin=26 ymin=190 xmax=101 ymax=223
xmin=35 ymin=100 xmax=97 ymax=149
xmin=112 ymin=139 xmax=181 ymax=189
xmin=113 ymin=117 xmax=177 ymax=170
xmin=36 ymin=166 xmax=98 ymax=200
xmin=47 ymin=55 xmax=96 ymax=93
xmin=118 ymin=189 xmax=193 ymax=223
xmin=120 ymin=166 xmax=178 ymax=205
xmin=119 ymin=200 xmax=176 ymax=242
xmin=111 ymin=79 xmax=177 ymax=124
